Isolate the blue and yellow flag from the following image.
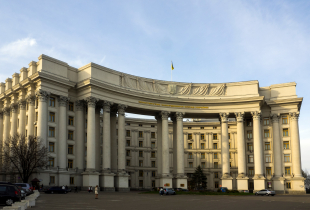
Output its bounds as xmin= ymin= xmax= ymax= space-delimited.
xmin=171 ymin=61 xmax=174 ymax=70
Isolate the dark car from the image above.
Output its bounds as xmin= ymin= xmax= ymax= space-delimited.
xmin=0 ymin=184 xmax=21 ymax=206
xmin=45 ymin=187 xmax=67 ymax=194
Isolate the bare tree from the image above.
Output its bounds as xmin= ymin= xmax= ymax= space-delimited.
xmin=2 ymin=134 xmax=49 ymax=183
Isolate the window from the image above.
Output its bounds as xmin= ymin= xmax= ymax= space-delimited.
xmin=201 ymin=153 xmax=205 ymax=159
xmin=50 ymin=176 xmax=55 ymax=184
xmin=246 ymin=119 xmax=252 ymax=126
xmin=68 ymin=116 xmax=74 ymax=126
xmin=151 ymin=125 xmax=155 ymax=127
xmin=68 ymin=159 xmax=73 ymax=168
xmin=282 ymin=116 xmax=288 ymax=124
xmin=151 ymin=142 xmax=155 ymax=149
xmin=68 ymin=130 xmax=73 ymax=140
xmin=152 ymin=171 xmax=156 ymax=177
xmin=285 ymin=167 xmax=291 ymax=175
xmin=126 ymin=123 xmax=130 ymax=126
xmin=189 ymin=162 xmax=193 ymax=168
xmin=49 ymin=158 xmax=54 ymax=167
xmin=228 ymin=133 xmax=231 ymax=139
xmin=201 ymin=127 xmax=204 ymax=129
xmin=188 ymin=133 xmax=192 ymax=139
xmin=151 ymin=161 xmax=156 ymax=167
xmin=286 ymin=182 xmax=291 ymax=189
xmin=247 ymin=131 xmax=253 ymax=139
xmin=152 ymin=181 xmax=155 ymax=187
xmin=266 ymin=167 xmax=272 ymax=176
xmin=215 ymin=181 xmax=219 ymax=188
xmin=49 ymin=127 xmax=55 ymax=137
xmin=248 ymin=155 xmax=254 ymax=163
xmin=213 ymin=133 xmax=217 ymax=140
xmin=49 ymin=112 xmax=55 ymax=122
xmin=214 ymin=162 xmax=218 ymax=169
xmin=264 ymin=117 xmax=270 ymax=125
xmin=139 ymin=170 xmax=143 ymax=177
xmin=188 ymin=153 xmax=193 ymax=159
xmin=26 ymin=130 xmax=27 ymax=137
xmin=214 ymin=172 xmax=219 ymax=178
xmin=139 ymin=141 xmax=143 ymax=147
xmin=49 ymin=97 xmax=55 ymax=107
xmin=213 ymin=127 xmax=217 ymax=129
xmin=139 ymin=151 xmax=143 ymax=157
xmin=126 ymin=150 xmax=130 ymax=156
xmin=214 ymin=153 xmax=218 ymax=159
xmin=213 ymin=143 xmax=218 ymax=149
xmin=229 ymin=143 xmax=231 ymax=149
xmin=26 ymin=116 xmax=28 ymax=125
xmin=70 ymin=177 xmax=74 ymax=185
xmin=36 ymin=112 xmax=38 ymax=121
xmin=188 ymin=127 xmax=192 ymax=129
xmin=49 ymin=142 xmax=55 ymax=152
xmin=126 ymin=130 xmax=131 ymax=137
xmin=265 ymin=142 xmax=271 ymax=150
xmin=69 ymin=102 xmax=74 ymax=111
xmin=201 ymin=134 xmax=205 ymax=140
xmin=247 ymin=143 xmax=253 ymax=151
xmin=151 ymin=132 xmax=155 ymax=138
xmin=265 ymin=154 xmax=271 ymax=163
xmin=139 ymin=180 xmax=143 ymax=187
xmin=126 ymin=140 xmax=130 ymax=146
xmin=188 ymin=143 xmax=192 ymax=149
xmin=283 ymin=128 xmax=289 ymax=137
xmin=151 ymin=151 xmax=155 ymax=158
xmin=284 ymin=154 xmax=290 ymax=162
xmin=68 ymin=145 xmax=74 ymax=154
xmin=139 ymin=124 xmax=142 ymax=127
xmin=284 ymin=141 xmax=290 ymax=149
xmin=201 ymin=162 xmax=205 ymax=168
xmin=201 ymin=143 xmax=205 ymax=149
xmin=264 ymin=130 xmax=270 ymax=138
xmin=229 ymin=152 xmax=231 ymax=159
xmin=126 ymin=160 xmax=130 ymax=166
xmin=139 ymin=131 xmax=143 ymax=138
xmin=249 ymin=167 xmax=254 ymax=176
xmin=139 ymin=160 xmax=143 ymax=167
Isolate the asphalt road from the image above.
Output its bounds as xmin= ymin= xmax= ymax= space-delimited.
xmin=31 ymin=191 xmax=310 ymax=210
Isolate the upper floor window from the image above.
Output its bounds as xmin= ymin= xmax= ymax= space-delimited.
xmin=213 ymin=143 xmax=218 ymax=149
xmin=248 ymin=167 xmax=254 ymax=176
xmin=49 ymin=112 xmax=55 ymax=122
xmin=201 ymin=133 xmax=205 ymax=140
xmin=139 ymin=151 xmax=143 ymax=157
xmin=126 ymin=150 xmax=130 ymax=156
xmin=201 ymin=143 xmax=205 ymax=149
xmin=246 ymin=119 xmax=252 ymax=127
xmin=151 ymin=125 xmax=155 ymax=128
xmin=201 ymin=162 xmax=206 ymax=168
xmin=139 ymin=160 xmax=143 ymax=167
xmin=151 ymin=151 xmax=155 ymax=158
xmin=188 ymin=127 xmax=192 ymax=129
xmin=214 ymin=153 xmax=218 ymax=159
xmin=126 ymin=160 xmax=130 ymax=166
xmin=200 ymin=127 xmax=204 ymax=129
xmin=139 ymin=141 xmax=143 ymax=147
xmin=248 ymin=155 xmax=254 ymax=163
xmin=139 ymin=131 xmax=143 ymax=138
xmin=283 ymin=141 xmax=290 ymax=149
xmin=188 ymin=143 xmax=192 ymax=149
xmin=49 ymin=97 xmax=55 ymax=107
xmin=265 ymin=142 xmax=271 ymax=150
xmin=49 ymin=142 xmax=55 ymax=152
xmin=126 ymin=130 xmax=131 ymax=137
xmin=214 ymin=162 xmax=218 ymax=169
xmin=139 ymin=124 xmax=142 ymax=127
xmin=282 ymin=116 xmax=288 ymax=124
xmin=49 ymin=158 xmax=54 ymax=167
xmin=266 ymin=167 xmax=272 ymax=176
xmin=151 ymin=142 xmax=155 ymax=149
xmin=284 ymin=154 xmax=290 ymax=162
xmin=213 ymin=133 xmax=217 ymax=140
xmin=247 ymin=131 xmax=253 ymax=139
xmin=151 ymin=161 xmax=156 ymax=167
xmin=188 ymin=152 xmax=193 ymax=159
xmin=201 ymin=153 xmax=205 ymax=159
xmin=69 ymin=102 xmax=74 ymax=111
xmin=264 ymin=130 xmax=270 ymax=138
xmin=188 ymin=133 xmax=192 ymax=139
xmin=285 ymin=167 xmax=291 ymax=175
xmin=68 ymin=159 xmax=73 ymax=168
xmin=126 ymin=140 xmax=130 ymax=146
xmin=264 ymin=117 xmax=270 ymax=125
xmin=151 ymin=132 xmax=155 ymax=138
xmin=68 ymin=130 xmax=74 ymax=140
xmin=68 ymin=145 xmax=74 ymax=154
xmin=247 ymin=143 xmax=253 ymax=151
xmin=189 ymin=162 xmax=193 ymax=168
xmin=49 ymin=127 xmax=55 ymax=137
xmin=228 ymin=133 xmax=231 ymax=139
xmin=139 ymin=170 xmax=144 ymax=177
xmin=265 ymin=154 xmax=271 ymax=163
xmin=283 ymin=128 xmax=289 ymax=137
xmin=68 ymin=116 xmax=74 ymax=126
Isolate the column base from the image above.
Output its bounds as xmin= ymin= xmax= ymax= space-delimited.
xmin=272 ymin=177 xmax=285 ymax=192
xmin=115 ymin=172 xmax=130 ymax=192
xmin=236 ymin=175 xmax=249 ymax=191
xmin=99 ymin=172 xmax=115 ymax=191
xmin=173 ymin=175 xmax=188 ymax=189
xmin=221 ymin=174 xmax=233 ymax=190
xmin=82 ymin=170 xmax=100 ymax=187
xmin=291 ymin=177 xmax=306 ymax=193
xmin=160 ymin=174 xmax=173 ymax=188
xmin=253 ymin=175 xmax=266 ymax=192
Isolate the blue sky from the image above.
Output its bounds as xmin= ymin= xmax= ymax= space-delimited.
xmin=0 ymin=0 xmax=310 ymax=171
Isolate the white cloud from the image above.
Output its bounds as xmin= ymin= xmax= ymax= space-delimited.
xmin=0 ymin=38 xmax=37 ymax=57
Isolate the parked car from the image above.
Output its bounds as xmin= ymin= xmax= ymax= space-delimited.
xmin=255 ymin=189 xmax=275 ymax=196
xmin=45 ymin=187 xmax=67 ymax=194
xmin=14 ymin=183 xmax=33 ymax=196
xmin=162 ymin=188 xmax=176 ymax=195
xmin=15 ymin=186 xmax=26 ymax=200
xmin=0 ymin=184 xmax=21 ymax=206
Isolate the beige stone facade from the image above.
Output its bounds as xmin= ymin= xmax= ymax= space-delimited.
xmin=0 ymin=54 xmax=305 ymax=193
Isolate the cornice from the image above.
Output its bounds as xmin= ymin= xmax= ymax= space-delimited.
xmin=266 ymin=97 xmax=303 ymax=106
xmin=38 ymin=54 xmax=69 ymax=67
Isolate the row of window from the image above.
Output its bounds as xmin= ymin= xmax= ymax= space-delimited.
xmin=49 ymin=158 xmax=73 ymax=168
xmin=247 ymin=154 xmax=291 ymax=163
xmin=48 ymin=97 xmax=74 ymax=111
xmin=49 ymin=176 xmax=75 ymax=185
xmin=126 ymin=130 xmax=156 ymax=138
xmin=49 ymin=142 xmax=74 ymax=154
xmin=49 ymin=113 xmax=74 ymax=125
xmin=126 ymin=160 xmax=156 ymax=167
xmin=49 ymin=128 xmax=74 ymax=139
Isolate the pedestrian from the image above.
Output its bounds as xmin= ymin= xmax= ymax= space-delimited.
xmin=160 ymin=188 xmax=164 ymax=196
xmin=95 ymin=185 xmax=99 ymax=199
xmin=62 ymin=185 xmax=65 ymax=190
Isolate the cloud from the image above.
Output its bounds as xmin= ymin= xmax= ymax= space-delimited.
xmin=0 ymin=38 xmax=37 ymax=57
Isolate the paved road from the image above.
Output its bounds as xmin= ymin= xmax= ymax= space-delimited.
xmin=31 ymin=191 xmax=310 ymax=210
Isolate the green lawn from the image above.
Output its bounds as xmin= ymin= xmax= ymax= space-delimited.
xmin=140 ymin=191 xmax=254 ymax=196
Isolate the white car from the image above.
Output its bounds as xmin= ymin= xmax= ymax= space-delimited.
xmin=14 ymin=183 xmax=32 ymax=195
xmin=255 ymin=189 xmax=275 ymax=196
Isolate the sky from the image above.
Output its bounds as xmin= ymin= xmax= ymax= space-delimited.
xmin=0 ymin=0 xmax=309 ymax=171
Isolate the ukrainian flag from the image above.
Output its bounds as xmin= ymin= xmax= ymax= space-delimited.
xmin=171 ymin=61 xmax=174 ymax=70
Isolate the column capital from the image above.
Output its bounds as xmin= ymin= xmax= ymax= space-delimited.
xmin=118 ymin=104 xmax=127 ymax=115
xmin=270 ymin=113 xmax=281 ymax=123
xmin=0 ymin=112 xmax=3 ymax=119
xmin=2 ymin=107 xmax=10 ymax=116
xmin=26 ymin=95 xmax=36 ymax=106
xmin=220 ymin=112 xmax=229 ymax=123
xmin=102 ymin=101 xmax=114 ymax=113
xmin=289 ymin=112 xmax=299 ymax=120
xmin=10 ymin=103 xmax=18 ymax=113
xmin=85 ymin=96 xmax=99 ymax=108
xmin=176 ymin=112 xmax=185 ymax=120
xmin=58 ymin=96 xmax=70 ymax=107
xmin=234 ymin=112 xmax=244 ymax=122
xmin=75 ymin=100 xmax=85 ymax=111
xmin=160 ymin=111 xmax=170 ymax=120
xmin=18 ymin=99 xmax=27 ymax=110
xmin=155 ymin=113 xmax=162 ymax=121
xmin=35 ymin=90 xmax=50 ymax=102
xmin=251 ymin=111 xmax=261 ymax=120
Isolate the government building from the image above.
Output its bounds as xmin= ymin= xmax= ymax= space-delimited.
xmin=0 ymin=55 xmax=305 ymax=194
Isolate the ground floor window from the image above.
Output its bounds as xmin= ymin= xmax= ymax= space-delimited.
xmin=70 ymin=177 xmax=74 ymax=185
xmin=50 ymin=176 xmax=55 ymax=184
xmin=249 ymin=182 xmax=254 ymax=189
xmin=214 ymin=172 xmax=219 ymax=178
xmin=152 ymin=180 xmax=155 ymax=187
xmin=128 ymin=180 xmax=131 ymax=187
xmin=266 ymin=167 xmax=272 ymax=175
xmin=285 ymin=167 xmax=291 ymax=175
xmin=215 ymin=181 xmax=219 ymax=188
xmin=286 ymin=182 xmax=291 ymax=189
xmin=68 ymin=159 xmax=73 ymax=168
xmin=139 ymin=180 xmax=143 ymax=187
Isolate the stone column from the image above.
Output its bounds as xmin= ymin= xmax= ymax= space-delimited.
xmin=160 ymin=111 xmax=172 ymax=188
xmin=0 ymin=111 xmax=3 ymax=148
xmin=18 ymin=100 xmax=26 ymax=135
xmin=171 ymin=116 xmax=177 ymax=176
xmin=95 ymin=107 xmax=101 ymax=171
xmin=251 ymin=111 xmax=265 ymax=191
xmin=75 ymin=100 xmax=85 ymax=186
xmin=176 ymin=112 xmax=187 ymax=187
xmin=155 ymin=114 xmax=162 ymax=187
xmin=26 ymin=95 xmax=36 ymax=136
xmin=36 ymin=90 xmax=50 ymax=146
xmin=220 ymin=112 xmax=232 ymax=189
xmin=82 ymin=96 xmax=99 ymax=188
xmin=110 ymin=109 xmax=117 ymax=173
xmin=10 ymin=103 xmax=18 ymax=136
xmin=235 ymin=112 xmax=248 ymax=191
xmin=115 ymin=104 xmax=129 ymax=191
xmin=100 ymin=101 xmax=115 ymax=191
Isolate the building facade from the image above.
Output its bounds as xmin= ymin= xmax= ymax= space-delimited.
xmin=0 ymin=54 xmax=305 ymax=193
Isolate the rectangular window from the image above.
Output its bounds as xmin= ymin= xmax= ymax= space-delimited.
xmin=139 ymin=160 xmax=143 ymax=167
xmin=68 ymin=116 xmax=74 ymax=126
xmin=283 ymin=141 xmax=290 ymax=149
xmin=151 ymin=125 xmax=155 ymax=128
xmin=286 ymin=182 xmax=291 ymax=189
xmin=214 ymin=162 xmax=218 ymax=169
xmin=68 ymin=130 xmax=73 ymax=140
xmin=139 ymin=151 xmax=143 ymax=157
xmin=151 ymin=142 xmax=155 ymax=149
xmin=200 ymin=127 xmax=204 ymax=129
xmin=126 ymin=160 xmax=130 ymax=166
xmin=26 ymin=116 xmax=28 ymax=125
xmin=265 ymin=154 xmax=271 ymax=163
xmin=229 ymin=143 xmax=231 ymax=149
xmin=139 ymin=141 xmax=143 ymax=147
xmin=201 ymin=143 xmax=205 ymax=149
xmin=49 ymin=112 xmax=55 ymax=122
xmin=139 ymin=124 xmax=142 ymax=127
xmin=152 ymin=171 xmax=156 ymax=177
xmin=49 ymin=142 xmax=55 ymax=152
xmin=188 ymin=153 xmax=193 ymax=159
xmin=188 ymin=127 xmax=192 ymax=129
xmin=126 ymin=130 xmax=131 ymax=137
xmin=26 ymin=130 xmax=27 ymax=137
xmin=126 ymin=150 xmax=130 ymax=156
xmin=283 ymin=128 xmax=289 ymax=137
xmin=151 ymin=132 xmax=155 ymax=138
xmin=249 ymin=182 xmax=254 ymax=189
xmin=152 ymin=181 xmax=155 ymax=187
xmin=126 ymin=140 xmax=130 ymax=146
xmin=246 ymin=119 xmax=252 ymax=126
xmin=201 ymin=134 xmax=205 ymax=140
xmin=68 ymin=145 xmax=74 ymax=154
xmin=151 ymin=151 xmax=155 ymax=158
xmin=282 ymin=116 xmax=288 ymax=124
xmin=213 ymin=133 xmax=217 ymax=140
xmin=229 ymin=152 xmax=231 ymax=159
xmin=201 ymin=153 xmax=205 ymax=159
xmin=49 ymin=97 xmax=55 ymax=107
xmin=139 ymin=170 xmax=143 ymax=177
xmin=285 ymin=167 xmax=291 ymax=175
xmin=50 ymin=176 xmax=55 ymax=184
xmin=188 ymin=133 xmax=192 ymax=139
xmin=214 ymin=172 xmax=219 ymax=178
xmin=266 ymin=167 xmax=272 ymax=176
xmin=49 ymin=158 xmax=54 ymax=167
xmin=247 ymin=131 xmax=253 ymax=139
xmin=248 ymin=155 xmax=254 ymax=163
xmin=188 ymin=143 xmax=192 ymax=149
xmin=36 ymin=112 xmax=38 ymax=121
xmin=249 ymin=167 xmax=254 ymax=176
xmin=201 ymin=162 xmax=205 ymax=168
xmin=228 ymin=133 xmax=231 ymax=139
xmin=215 ymin=181 xmax=219 ymax=188
xmin=213 ymin=143 xmax=218 ymax=149
xmin=264 ymin=117 xmax=270 ymax=125
xmin=139 ymin=180 xmax=143 ymax=187
xmin=264 ymin=130 xmax=270 ymax=138
xmin=70 ymin=177 xmax=74 ymax=185
xmin=151 ymin=161 xmax=156 ymax=167
xmin=69 ymin=102 xmax=74 ymax=111
xmin=284 ymin=154 xmax=290 ymax=162
xmin=189 ymin=162 xmax=193 ymax=168
xmin=139 ymin=131 xmax=143 ymax=138
xmin=49 ymin=127 xmax=55 ymax=137
xmin=68 ymin=159 xmax=73 ymax=168
xmin=265 ymin=142 xmax=271 ymax=150
xmin=213 ymin=127 xmax=217 ymax=129
xmin=214 ymin=153 xmax=218 ymax=159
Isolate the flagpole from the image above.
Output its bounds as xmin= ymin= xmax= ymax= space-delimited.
xmin=171 ymin=68 xmax=172 ymax=81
